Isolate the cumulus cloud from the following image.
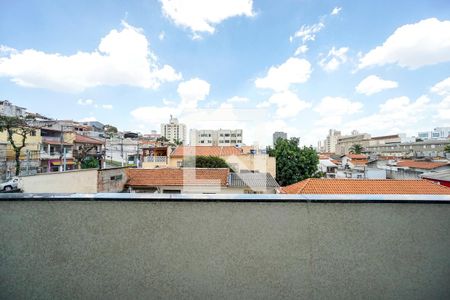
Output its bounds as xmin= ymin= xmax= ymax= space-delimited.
xmin=255 ymin=57 xmax=312 ymax=91
xmin=437 ymin=96 xmax=450 ymax=120
xmin=314 ymin=96 xmax=363 ymax=126
xmin=294 ymin=45 xmax=308 ymax=56
xmin=318 ymin=46 xmax=349 ymax=72
xmin=0 ymin=21 xmax=181 ymax=92
xmin=431 ymin=77 xmax=450 ymax=96
xmin=227 ymin=96 xmax=249 ymax=103
xmin=160 ymin=0 xmax=254 ymax=36
xmin=261 ymin=90 xmax=311 ymax=119
xmin=177 ymin=78 xmax=211 ymax=109
xmin=292 ymin=22 xmax=325 ymax=44
xmin=331 ymin=7 xmax=342 ymax=16
xmin=355 ymin=75 xmax=399 ymax=95
xmin=358 ymin=18 xmax=450 ymax=69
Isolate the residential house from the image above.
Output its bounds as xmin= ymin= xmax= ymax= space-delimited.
xmin=420 ymin=169 xmax=450 ymax=188
xmin=0 ymin=100 xmax=26 ymax=117
xmin=71 ymin=134 xmax=105 ymax=168
xmin=126 ymin=168 xmax=229 ymax=194
xmin=318 ymin=159 xmax=338 ymax=178
xmin=167 ymin=146 xmax=276 ymax=177
xmin=386 ymin=160 xmax=450 ymax=179
xmin=282 ymin=178 xmax=450 ymax=195
xmin=39 ymin=127 xmax=74 ymax=172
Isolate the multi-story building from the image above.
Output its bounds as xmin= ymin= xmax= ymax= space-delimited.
xmin=335 ymin=130 xmax=371 ymax=155
xmin=366 ymin=139 xmax=450 ymax=158
xmin=0 ymin=100 xmax=26 ymax=117
xmin=323 ymin=129 xmax=341 ymax=153
xmin=272 ymin=131 xmax=287 ymax=145
xmin=190 ymin=129 xmax=243 ymax=146
xmin=105 ymin=138 xmax=140 ymax=166
xmin=161 ymin=116 xmax=186 ymax=144
xmin=417 ymin=127 xmax=450 ymax=140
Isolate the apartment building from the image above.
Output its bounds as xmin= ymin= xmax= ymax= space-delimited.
xmin=323 ymin=129 xmax=341 ymax=153
xmin=366 ymin=139 xmax=450 ymax=158
xmin=190 ymin=129 xmax=243 ymax=146
xmin=0 ymin=100 xmax=26 ymax=117
xmin=417 ymin=127 xmax=450 ymax=140
xmin=161 ymin=115 xmax=186 ymax=144
xmin=335 ymin=130 xmax=371 ymax=155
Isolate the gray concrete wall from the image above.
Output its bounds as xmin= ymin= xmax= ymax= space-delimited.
xmin=1 ymin=201 xmax=449 ymax=299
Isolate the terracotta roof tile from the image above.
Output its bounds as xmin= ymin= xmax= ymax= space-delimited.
xmin=74 ymin=134 xmax=104 ymax=145
xmin=396 ymin=160 xmax=448 ymax=170
xmin=127 ymin=168 xmax=229 ymax=187
xmin=345 ymin=154 xmax=368 ymax=159
xmin=170 ymin=146 xmax=243 ymax=157
xmin=282 ymin=178 xmax=450 ymax=195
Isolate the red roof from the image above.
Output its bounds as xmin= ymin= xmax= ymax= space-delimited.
xmin=127 ymin=168 xmax=229 ymax=187
xmin=74 ymin=134 xmax=104 ymax=145
xmin=345 ymin=154 xmax=368 ymax=159
xmin=282 ymin=178 xmax=450 ymax=195
xmin=396 ymin=160 xmax=448 ymax=170
xmin=170 ymin=146 xmax=243 ymax=157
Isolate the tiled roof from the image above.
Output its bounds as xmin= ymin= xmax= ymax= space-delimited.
xmin=75 ymin=134 xmax=104 ymax=145
xmin=352 ymin=159 xmax=368 ymax=166
xmin=127 ymin=168 xmax=229 ymax=187
xmin=282 ymin=178 xmax=450 ymax=195
xmin=396 ymin=160 xmax=449 ymax=170
xmin=229 ymin=172 xmax=280 ymax=188
xmin=170 ymin=146 xmax=243 ymax=157
xmin=421 ymin=169 xmax=450 ymax=182
xmin=344 ymin=154 xmax=368 ymax=159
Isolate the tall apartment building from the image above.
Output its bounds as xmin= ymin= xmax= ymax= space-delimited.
xmin=161 ymin=116 xmax=186 ymax=144
xmin=323 ymin=129 xmax=341 ymax=153
xmin=272 ymin=132 xmax=287 ymax=145
xmin=190 ymin=129 xmax=243 ymax=146
xmin=0 ymin=100 xmax=26 ymax=117
xmin=417 ymin=127 xmax=450 ymax=140
xmin=335 ymin=130 xmax=371 ymax=155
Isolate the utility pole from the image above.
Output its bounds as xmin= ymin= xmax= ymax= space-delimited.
xmin=120 ymin=137 xmax=124 ymax=167
xmin=25 ymin=149 xmax=30 ymax=175
xmin=59 ymin=125 xmax=64 ymax=172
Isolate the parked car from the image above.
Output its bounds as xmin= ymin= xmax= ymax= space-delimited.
xmin=0 ymin=177 xmax=20 ymax=191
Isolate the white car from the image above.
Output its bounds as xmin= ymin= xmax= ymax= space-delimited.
xmin=0 ymin=177 xmax=20 ymax=191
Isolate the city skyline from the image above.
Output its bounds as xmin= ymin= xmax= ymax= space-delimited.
xmin=1 ymin=0 xmax=450 ymax=146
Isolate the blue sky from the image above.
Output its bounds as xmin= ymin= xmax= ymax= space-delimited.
xmin=1 ymin=0 xmax=450 ymax=146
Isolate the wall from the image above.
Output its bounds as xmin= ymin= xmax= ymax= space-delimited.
xmin=20 ymin=169 xmax=98 ymax=193
xmin=97 ymin=167 xmax=128 ymax=193
xmin=1 ymin=200 xmax=449 ymax=299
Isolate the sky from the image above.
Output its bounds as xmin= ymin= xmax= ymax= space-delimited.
xmin=1 ymin=0 xmax=450 ymax=147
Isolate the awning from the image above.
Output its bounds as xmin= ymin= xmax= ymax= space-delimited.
xmin=51 ymin=161 xmax=75 ymax=166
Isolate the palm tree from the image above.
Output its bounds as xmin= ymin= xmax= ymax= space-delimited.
xmin=349 ymin=144 xmax=363 ymax=154
xmin=444 ymin=145 xmax=450 ymax=153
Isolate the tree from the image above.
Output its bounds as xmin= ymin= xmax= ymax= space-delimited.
xmin=349 ymin=144 xmax=363 ymax=154
xmin=103 ymin=124 xmax=118 ymax=137
xmin=74 ymin=144 xmax=98 ymax=168
xmin=0 ymin=115 xmax=36 ymax=176
xmin=182 ymin=156 xmax=230 ymax=169
xmin=444 ymin=145 xmax=450 ymax=153
xmin=271 ymin=137 xmax=320 ymax=186
xmin=81 ymin=156 xmax=99 ymax=169
xmin=156 ymin=136 xmax=169 ymax=142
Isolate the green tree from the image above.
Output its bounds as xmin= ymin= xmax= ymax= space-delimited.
xmin=444 ymin=145 xmax=450 ymax=153
xmin=103 ymin=124 xmax=118 ymax=137
xmin=0 ymin=115 xmax=36 ymax=176
xmin=272 ymin=137 xmax=320 ymax=186
xmin=81 ymin=156 xmax=99 ymax=169
xmin=182 ymin=156 xmax=230 ymax=169
xmin=349 ymin=144 xmax=364 ymax=154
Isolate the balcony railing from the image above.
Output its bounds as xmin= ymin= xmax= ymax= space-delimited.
xmin=144 ymin=156 xmax=168 ymax=163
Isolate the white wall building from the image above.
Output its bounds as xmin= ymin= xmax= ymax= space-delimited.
xmin=0 ymin=100 xmax=26 ymax=117
xmin=161 ymin=116 xmax=186 ymax=144
xmin=417 ymin=127 xmax=450 ymax=140
xmin=323 ymin=129 xmax=341 ymax=153
xmin=190 ymin=129 xmax=243 ymax=146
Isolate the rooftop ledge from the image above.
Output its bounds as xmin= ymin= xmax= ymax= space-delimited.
xmin=1 ymin=193 xmax=450 ymax=203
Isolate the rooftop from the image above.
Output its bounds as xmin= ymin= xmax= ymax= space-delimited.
xmin=170 ymin=146 xmax=243 ymax=157
xmin=343 ymin=154 xmax=368 ymax=159
xmin=282 ymin=178 xmax=450 ymax=195
xmin=229 ymin=172 xmax=279 ymax=188
xmin=396 ymin=160 xmax=449 ymax=170
xmin=421 ymin=169 xmax=450 ymax=182
xmin=126 ymin=168 xmax=229 ymax=187
xmin=74 ymin=134 xmax=104 ymax=145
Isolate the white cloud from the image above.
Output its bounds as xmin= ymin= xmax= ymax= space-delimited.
xmin=77 ymin=99 xmax=94 ymax=106
xmin=343 ymin=96 xmax=431 ymax=134
xmin=255 ymin=57 xmax=312 ymax=91
xmin=227 ymin=96 xmax=249 ymax=103
xmin=358 ymin=18 xmax=450 ymax=69
xmin=355 ymin=75 xmax=399 ymax=95
xmin=292 ymin=22 xmax=325 ymax=43
xmin=177 ymin=78 xmax=210 ymax=109
xmin=431 ymin=77 xmax=450 ymax=96
xmin=160 ymin=0 xmax=254 ymax=36
xmin=265 ymin=90 xmax=311 ymax=118
xmin=158 ymin=31 xmax=165 ymax=40
xmin=78 ymin=117 xmax=97 ymax=122
xmin=331 ymin=7 xmax=342 ymax=16
xmin=319 ymin=46 xmax=349 ymax=72
xmin=314 ymin=96 xmax=363 ymax=126
xmin=0 ymin=21 xmax=181 ymax=92
xmin=101 ymin=104 xmax=113 ymax=110
xmin=437 ymin=96 xmax=450 ymax=120
xmin=294 ymin=45 xmax=308 ymax=56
